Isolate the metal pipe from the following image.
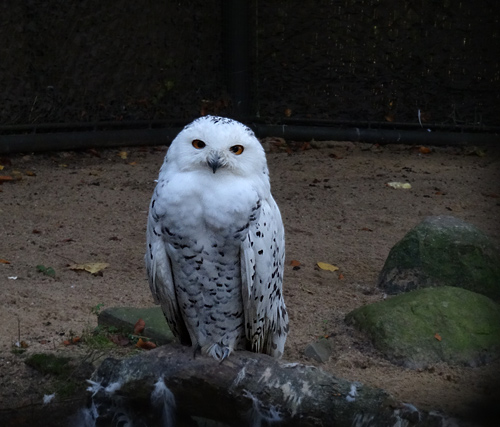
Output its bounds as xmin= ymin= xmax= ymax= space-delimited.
xmin=222 ymin=0 xmax=251 ymax=117
xmin=0 ymin=124 xmax=497 ymax=155
xmin=252 ymin=125 xmax=500 ymax=146
xmin=0 ymin=128 xmax=182 ymax=155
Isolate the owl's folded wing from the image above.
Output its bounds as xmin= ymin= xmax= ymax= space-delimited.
xmin=241 ymin=196 xmax=289 ymax=358
xmin=146 ymin=211 xmax=191 ymax=345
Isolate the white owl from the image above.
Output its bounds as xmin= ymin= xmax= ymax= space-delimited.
xmin=146 ymin=116 xmax=289 ymax=361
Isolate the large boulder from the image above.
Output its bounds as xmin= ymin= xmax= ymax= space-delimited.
xmin=82 ymin=344 xmax=462 ymax=426
xmin=378 ymin=215 xmax=500 ymax=301
xmin=346 ymin=286 xmax=500 ymax=369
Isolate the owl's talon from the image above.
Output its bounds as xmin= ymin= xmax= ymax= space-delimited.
xmin=219 ymin=347 xmax=231 ymax=364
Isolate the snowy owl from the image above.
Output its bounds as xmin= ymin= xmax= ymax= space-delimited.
xmin=146 ymin=116 xmax=289 ymax=361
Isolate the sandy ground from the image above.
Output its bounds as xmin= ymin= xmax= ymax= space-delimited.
xmin=0 ymin=139 xmax=499 ymax=425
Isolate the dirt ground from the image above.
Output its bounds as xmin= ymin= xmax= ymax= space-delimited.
xmin=0 ymin=139 xmax=499 ymax=425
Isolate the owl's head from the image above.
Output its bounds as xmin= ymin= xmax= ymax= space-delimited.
xmin=166 ymin=116 xmax=269 ymax=180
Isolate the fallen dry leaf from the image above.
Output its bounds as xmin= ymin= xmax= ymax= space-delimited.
xmin=134 ymin=318 xmax=146 ymax=335
xmin=387 ymin=182 xmax=412 ymax=190
xmin=118 ymin=151 xmax=128 ymax=159
xmin=109 ymin=334 xmax=130 ymax=346
xmin=317 ymin=262 xmax=339 ymax=272
xmin=434 ymin=333 xmax=442 ymax=341
xmin=418 ymin=146 xmax=432 ymax=154
xmin=0 ymin=259 xmax=11 ymax=264
xmin=68 ymin=262 xmax=109 ymax=275
xmin=290 ymin=260 xmax=301 ymax=267
xmin=136 ymin=338 xmax=156 ymax=350
xmin=25 ymin=170 xmax=36 ymax=176
xmin=338 ymin=273 xmax=345 ymax=280
xmin=0 ymin=175 xmax=14 ymax=183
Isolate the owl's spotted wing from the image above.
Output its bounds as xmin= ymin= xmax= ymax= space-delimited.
xmin=145 ymin=206 xmax=191 ymax=345
xmin=241 ymin=197 xmax=289 ymax=358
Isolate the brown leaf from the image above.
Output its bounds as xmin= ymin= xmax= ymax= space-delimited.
xmin=25 ymin=170 xmax=36 ymax=176
xmin=134 ymin=318 xmax=146 ymax=335
xmin=87 ymin=148 xmax=101 ymax=157
xmin=434 ymin=333 xmax=442 ymax=341
xmin=338 ymin=273 xmax=345 ymax=280
xmin=418 ymin=146 xmax=432 ymax=154
xmin=109 ymin=334 xmax=130 ymax=346
xmin=290 ymin=260 xmax=301 ymax=267
xmin=63 ymin=336 xmax=81 ymax=345
xmin=0 ymin=175 xmax=14 ymax=183
xmin=136 ymin=338 xmax=156 ymax=350
xmin=482 ymin=193 xmax=499 ymax=198
xmin=0 ymin=259 xmax=11 ymax=264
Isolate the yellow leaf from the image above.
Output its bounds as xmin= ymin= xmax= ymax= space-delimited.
xmin=69 ymin=262 xmax=109 ymax=275
xmin=387 ymin=182 xmax=412 ymax=189
xmin=0 ymin=165 xmax=4 ymax=170
xmin=317 ymin=262 xmax=339 ymax=272
xmin=118 ymin=151 xmax=128 ymax=159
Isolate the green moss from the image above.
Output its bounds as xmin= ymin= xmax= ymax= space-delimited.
xmin=379 ymin=216 xmax=500 ymax=300
xmin=25 ymin=353 xmax=72 ymax=376
xmin=346 ymin=287 xmax=500 ymax=368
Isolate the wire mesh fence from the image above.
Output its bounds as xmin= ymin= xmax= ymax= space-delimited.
xmin=1 ymin=0 xmax=499 ymax=133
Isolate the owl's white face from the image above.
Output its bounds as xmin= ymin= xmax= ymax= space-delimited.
xmin=166 ymin=116 xmax=268 ymax=179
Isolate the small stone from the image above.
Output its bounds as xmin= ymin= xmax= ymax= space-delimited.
xmin=304 ymin=339 xmax=333 ymax=363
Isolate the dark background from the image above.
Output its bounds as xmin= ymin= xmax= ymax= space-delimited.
xmin=1 ymin=0 xmax=499 ymax=132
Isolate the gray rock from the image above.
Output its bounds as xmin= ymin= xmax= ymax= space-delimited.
xmin=98 ymin=306 xmax=174 ymax=345
xmin=86 ymin=343 xmax=463 ymax=426
xmin=346 ymin=286 xmax=500 ymax=368
xmin=304 ymin=339 xmax=333 ymax=363
xmin=378 ymin=215 xmax=500 ymax=301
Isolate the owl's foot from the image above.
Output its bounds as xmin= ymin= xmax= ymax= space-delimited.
xmin=204 ymin=343 xmax=233 ymax=362
xmin=192 ymin=343 xmax=202 ymax=359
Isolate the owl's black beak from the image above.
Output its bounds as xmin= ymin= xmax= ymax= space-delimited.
xmin=207 ymin=153 xmax=221 ymax=173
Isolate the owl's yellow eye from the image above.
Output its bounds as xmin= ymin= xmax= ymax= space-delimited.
xmin=192 ymin=139 xmax=206 ymax=149
xmin=230 ymin=145 xmax=244 ymax=155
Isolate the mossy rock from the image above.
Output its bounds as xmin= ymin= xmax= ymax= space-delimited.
xmin=98 ymin=306 xmax=174 ymax=345
xmin=346 ymin=286 xmax=500 ymax=368
xmin=25 ymin=353 xmax=72 ymax=376
xmin=378 ymin=216 xmax=500 ymax=301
